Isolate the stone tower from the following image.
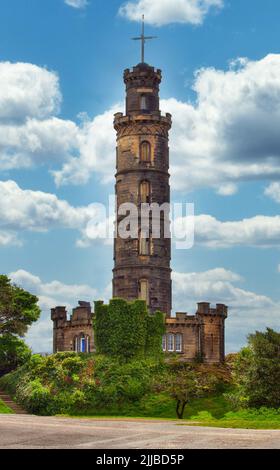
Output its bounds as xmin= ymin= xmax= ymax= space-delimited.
xmin=113 ymin=62 xmax=172 ymax=315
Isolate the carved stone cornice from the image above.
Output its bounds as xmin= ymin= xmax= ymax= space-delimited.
xmin=114 ymin=113 xmax=172 ymax=139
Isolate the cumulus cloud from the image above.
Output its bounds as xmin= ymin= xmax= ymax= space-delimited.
xmin=53 ymin=105 xmax=121 ymax=186
xmin=0 ymin=230 xmax=21 ymax=247
xmin=175 ymin=214 xmax=280 ymax=248
xmin=162 ymin=55 xmax=280 ymax=192
xmin=119 ymin=0 xmax=223 ymax=26
xmin=0 ymin=180 xmax=107 ymax=246
xmin=265 ymin=182 xmax=280 ymax=204
xmin=64 ymin=0 xmax=88 ymax=8
xmin=0 ymin=62 xmax=80 ymax=172
xmin=0 ymin=62 xmax=61 ymax=122
xmin=172 ymin=268 xmax=280 ymax=352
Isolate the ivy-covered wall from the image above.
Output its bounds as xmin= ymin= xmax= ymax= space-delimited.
xmin=94 ymin=299 xmax=166 ymax=360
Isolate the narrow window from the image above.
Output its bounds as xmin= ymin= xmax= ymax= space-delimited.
xmin=140 ymin=141 xmax=151 ymax=163
xmin=139 ymin=232 xmax=150 ymax=255
xmin=140 ymin=95 xmax=147 ymax=110
xmin=140 ymin=180 xmax=151 ymax=203
xmin=167 ymin=334 xmax=175 ymax=352
xmin=80 ymin=334 xmax=86 ymax=353
xmin=139 ymin=279 xmax=149 ymax=305
xmin=175 ymin=334 xmax=183 ymax=352
xmin=162 ymin=335 xmax=167 ymax=352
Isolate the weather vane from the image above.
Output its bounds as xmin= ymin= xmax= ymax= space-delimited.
xmin=132 ymin=15 xmax=157 ymax=64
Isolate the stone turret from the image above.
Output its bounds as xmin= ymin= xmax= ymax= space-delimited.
xmin=51 ymin=302 xmax=94 ymax=353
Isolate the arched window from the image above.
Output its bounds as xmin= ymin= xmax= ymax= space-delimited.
xmin=162 ymin=335 xmax=167 ymax=352
xmin=175 ymin=334 xmax=183 ymax=353
xmin=139 ymin=279 xmax=149 ymax=305
xmin=76 ymin=334 xmax=90 ymax=353
xmin=140 ymin=141 xmax=151 ymax=163
xmin=80 ymin=334 xmax=86 ymax=353
xmin=140 ymin=180 xmax=151 ymax=203
xmin=140 ymin=95 xmax=147 ymax=110
xmin=167 ymin=334 xmax=175 ymax=352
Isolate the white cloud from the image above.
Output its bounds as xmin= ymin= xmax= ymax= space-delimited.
xmin=0 ymin=62 xmax=80 ymax=172
xmin=162 ymin=55 xmax=280 ymax=191
xmin=53 ymin=104 xmax=121 ymax=186
xmin=0 ymin=180 xmax=106 ymax=246
xmin=0 ymin=62 xmax=61 ymax=122
xmin=172 ymin=268 xmax=280 ymax=352
xmin=216 ymin=183 xmax=238 ymax=196
xmin=190 ymin=214 xmax=280 ymax=248
xmin=0 ymin=230 xmax=21 ymax=247
xmin=64 ymin=0 xmax=88 ymax=9
xmin=119 ymin=0 xmax=223 ymax=26
xmin=265 ymin=182 xmax=280 ymax=204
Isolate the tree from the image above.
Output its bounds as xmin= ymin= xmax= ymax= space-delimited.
xmin=0 ymin=275 xmax=40 ymax=336
xmin=233 ymin=328 xmax=280 ymax=408
xmin=159 ymin=362 xmax=220 ymax=419
xmin=0 ymin=275 xmax=40 ymax=375
xmin=0 ymin=334 xmax=32 ymax=376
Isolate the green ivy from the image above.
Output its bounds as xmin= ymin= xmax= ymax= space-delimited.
xmin=94 ymin=299 xmax=165 ymax=360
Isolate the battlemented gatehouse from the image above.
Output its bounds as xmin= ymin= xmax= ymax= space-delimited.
xmin=51 ymin=23 xmax=228 ymax=364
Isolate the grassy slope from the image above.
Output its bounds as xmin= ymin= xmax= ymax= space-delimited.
xmin=0 ymin=399 xmax=13 ymax=414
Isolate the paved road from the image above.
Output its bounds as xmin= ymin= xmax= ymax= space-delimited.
xmin=0 ymin=414 xmax=280 ymax=449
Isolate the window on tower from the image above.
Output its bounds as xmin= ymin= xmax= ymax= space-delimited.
xmin=139 ymin=232 xmax=150 ymax=256
xmin=140 ymin=141 xmax=151 ymax=163
xmin=139 ymin=279 xmax=149 ymax=305
xmin=140 ymin=95 xmax=147 ymax=111
xmin=140 ymin=180 xmax=151 ymax=203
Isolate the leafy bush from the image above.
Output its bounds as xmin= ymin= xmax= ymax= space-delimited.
xmin=0 ymin=353 xmax=162 ymax=416
xmin=0 ymin=334 xmax=32 ymax=376
xmin=231 ymin=329 xmax=280 ymax=409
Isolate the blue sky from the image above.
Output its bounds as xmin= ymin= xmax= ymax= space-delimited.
xmin=0 ymin=0 xmax=280 ymax=352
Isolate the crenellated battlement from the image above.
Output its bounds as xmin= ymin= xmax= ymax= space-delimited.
xmin=51 ymin=301 xmax=94 ymax=353
xmin=197 ymin=302 xmax=228 ymax=317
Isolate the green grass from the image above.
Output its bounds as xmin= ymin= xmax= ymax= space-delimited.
xmin=0 ymin=399 xmax=13 ymax=414
xmin=181 ymin=419 xmax=280 ymax=429
xmin=180 ymin=408 xmax=280 ymax=429
xmin=66 ymin=392 xmax=232 ymax=420
xmin=64 ymin=395 xmax=280 ymax=430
